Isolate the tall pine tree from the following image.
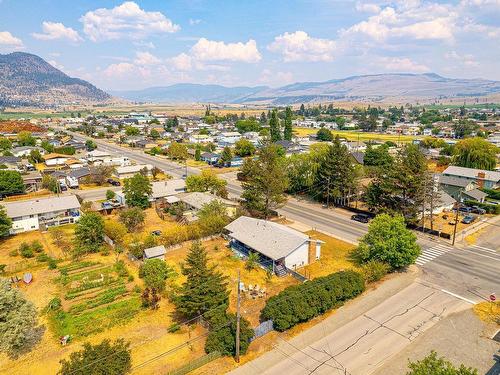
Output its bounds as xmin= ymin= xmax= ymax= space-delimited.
xmin=314 ymin=136 xmax=358 ymax=206
xmin=175 ymin=241 xmax=229 ymax=320
xmin=269 ymin=108 xmax=281 ymax=142
xmin=283 ymin=107 xmax=293 ymax=141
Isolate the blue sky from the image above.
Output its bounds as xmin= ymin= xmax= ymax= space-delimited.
xmin=1 ymin=0 xmax=499 ymax=90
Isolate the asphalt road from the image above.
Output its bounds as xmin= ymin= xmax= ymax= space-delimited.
xmin=67 ymin=129 xmax=499 ymax=374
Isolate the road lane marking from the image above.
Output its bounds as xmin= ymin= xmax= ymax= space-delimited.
xmin=415 ymin=244 xmax=453 ymax=266
xmin=471 ymin=245 xmax=497 ymax=253
xmin=440 ymin=289 xmax=476 ymax=304
xmin=459 ymin=248 xmax=500 ymax=262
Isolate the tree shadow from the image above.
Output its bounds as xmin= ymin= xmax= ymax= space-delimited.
xmin=7 ymin=324 xmax=46 ymax=360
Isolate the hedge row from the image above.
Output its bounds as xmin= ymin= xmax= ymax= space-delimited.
xmin=481 ymin=188 xmax=500 ymax=201
xmin=464 ymin=200 xmax=500 ymax=214
xmin=260 ymin=270 xmax=365 ymax=331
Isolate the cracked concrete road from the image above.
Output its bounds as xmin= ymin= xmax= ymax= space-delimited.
xmin=229 ymin=281 xmax=469 ymax=375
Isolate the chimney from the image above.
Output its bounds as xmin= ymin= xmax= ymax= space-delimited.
xmin=477 ymin=171 xmax=485 ymax=188
xmin=308 ymin=238 xmax=316 ymax=265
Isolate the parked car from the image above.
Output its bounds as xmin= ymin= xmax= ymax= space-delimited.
xmin=470 ymin=206 xmax=486 ymax=215
xmin=107 ymin=178 xmax=121 ymax=186
xmin=351 ymin=213 xmax=370 ymax=223
xmin=454 ymin=206 xmax=472 ymax=213
xmin=59 ymin=183 xmax=67 ymax=192
xmin=101 ymin=201 xmax=112 ymax=209
xmin=461 ymin=215 xmax=476 ymax=224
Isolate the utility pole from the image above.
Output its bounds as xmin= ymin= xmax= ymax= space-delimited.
xmin=452 ymin=191 xmax=462 ymax=246
xmin=235 ymin=270 xmax=241 ymax=363
xmin=326 ymin=177 xmax=331 ymax=209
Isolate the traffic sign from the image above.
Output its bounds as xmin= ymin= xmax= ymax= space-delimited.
xmin=490 ymin=293 xmax=496 ymax=302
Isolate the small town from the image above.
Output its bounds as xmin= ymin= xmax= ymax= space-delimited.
xmin=0 ymin=1 xmax=499 ymax=375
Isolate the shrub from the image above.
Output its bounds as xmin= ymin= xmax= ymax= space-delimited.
xmin=8 ymin=249 xmax=18 ymax=257
xmin=31 ymin=240 xmax=44 ymax=253
xmin=361 ymin=260 xmax=390 ymax=283
xmin=45 ymin=297 xmax=62 ymax=312
xmin=114 ymin=260 xmax=129 ymax=278
xmin=260 ymin=271 xmax=365 ymax=331
xmin=36 ymin=253 xmax=50 ymax=263
xmin=464 ymin=199 xmax=500 ymax=214
xmin=205 ymin=313 xmax=254 ymax=356
xmin=168 ymin=323 xmax=180 ymax=333
xmin=48 ymin=258 xmax=58 ymax=270
xmin=19 ymin=242 xmax=34 ymax=258
xmin=139 ymin=259 xmax=173 ymax=292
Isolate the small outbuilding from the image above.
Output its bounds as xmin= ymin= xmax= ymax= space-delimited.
xmin=143 ymin=245 xmax=167 ymax=260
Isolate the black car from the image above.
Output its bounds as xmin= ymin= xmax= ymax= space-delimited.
xmin=107 ymin=178 xmax=121 ymax=186
xmin=470 ymin=206 xmax=486 ymax=215
xmin=351 ymin=213 xmax=370 ymax=223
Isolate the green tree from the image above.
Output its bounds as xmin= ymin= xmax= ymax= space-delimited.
xmin=219 ymin=146 xmax=233 ymax=165
xmin=104 ymin=220 xmax=127 ymax=246
xmin=40 ymin=140 xmax=54 ymax=153
xmin=314 ymin=137 xmax=358 ymax=206
xmin=0 ymin=170 xmax=25 ymax=197
xmin=0 ymin=137 xmax=12 ymax=151
xmin=106 ymin=189 xmax=115 ymax=200
xmin=125 ymin=126 xmax=139 ymax=136
xmin=453 ymin=137 xmax=498 ymax=171
xmin=453 ymin=119 xmax=478 ymax=139
xmin=58 ymin=339 xmax=131 ymax=375
xmin=174 ymin=241 xmax=229 ymax=319
xmin=28 ymin=149 xmax=44 ymax=164
xmin=149 ymin=129 xmax=160 ymax=139
xmin=42 ymin=174 xmax=59 ymax=193
xmin=235 ymin=119 xmax=261 ymax=133
xmin=0 ymin=206 xmax=12 ymax=237
xmin=269 ymin=108 xmax=281 ymax=142
xmin=123 ymin=173 xmax=152 ymax=209
xmin=245 ymin=251 xmax=260 ymax=270
xmin=186 ymin=170 xmax=228 ymax=198
xmin=242 ymin=144 xmax=288 ymax=218
xmin=89 ymin=165 xmax=115 ymax=186
xmin=197 ymin=200 xmax=231 ymax=235
xmin=234 ymin=139 xmax=256 ymax=157
xmin=74 ymin=212 xmax=105 ymax=255
xmin=353 ymin=214 xmax=420 ymax=269
xmin=363 ymin=144 xmax=393 ymax=169
xmin=407 ymin=351 xmax=478 ymax=375
xmin=139 ymin=259 xmax=173 ymax=292
xmin=205 ymin=313 xmax=254 ymax=356
xmin=283 ymin=107 xmax=293 ymax=141
xmin=167 ymin=142 xmax=188 ymax=160
xmin=17 ymin=131 xmax=36 ymax=146
xmin=366 ymin=144 xmax=428 ymax=220
xmin=316 ymin=128 xmax=333 ymax=141
xmin=85 ymin=140 xmax=97 ymax=151
xmin=119 ymin=207 xmax=146 ymax=231
xmin=0 ymin=279 xmax=39 ymax=357
xmin=194 ymin=145 xmax=201 ymax=161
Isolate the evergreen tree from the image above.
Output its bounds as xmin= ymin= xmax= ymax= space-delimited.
xmin=259 ymin=111 xmax=267 ymax=124
xmin=299 ymin=104 xmax=305 ymax=116
xmin=219 ymin=146 xmax=233 ymax=165
xmin=269 ymin=109 xmax=281 ymax=142
xmin=283 ymin=107 xmax=293 ymax=141
xmin=242 ymin=144 xmax=288 ymax=218
xmin=314 ymin=137 xmax=358 ymax=206
xmin=0 ymin=206 xmax=12 ymax=237
xmin=175 ymin=241 xmax=229 ymax=319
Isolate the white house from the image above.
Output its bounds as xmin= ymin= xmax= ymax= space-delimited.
xmin=217 ymin=132 xmax=241 ymax=145
xmin=12 ymin=146 xmax=45 ymax=158
xmin=224 ymin=216 xmax=323 ymax=275
xmin=143 ymin=245 xmax=167 ymax=260
xmin=188 ymin=134 xmax=214 ymax=144
xmin=87 ymin=150 xmax=112 ymax=162
xmin=1 ymin=195 xmax=81 ymax=233
xmin=114 ymin=164 xmax=153 ymax=179
xmin=151 ymin=179 xmax=186 ymax=201
xmin=43 ymin=153 xmax=71 ymax=167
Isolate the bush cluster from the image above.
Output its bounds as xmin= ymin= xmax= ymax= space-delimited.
xmin=260 ymin=270 xmax=365 ymax=331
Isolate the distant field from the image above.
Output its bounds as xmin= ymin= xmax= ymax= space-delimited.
xmin=293 ymin=127 xmax=418 ymax=143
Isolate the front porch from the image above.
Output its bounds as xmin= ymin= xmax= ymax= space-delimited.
xmin=229 ymin=239 xmax=287 ymax=277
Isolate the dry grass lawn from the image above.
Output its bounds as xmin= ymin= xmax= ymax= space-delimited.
xmin=473 ymin=301 xmax=500 ymax=324
xmin=293 ymin=127 xmax=417 ymax=143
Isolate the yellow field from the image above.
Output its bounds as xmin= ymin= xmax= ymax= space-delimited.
xmin=293 ymin=127 xmax=418 ymax=143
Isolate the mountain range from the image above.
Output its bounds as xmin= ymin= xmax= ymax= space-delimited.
xmin=114 ymin=73 xmax=500 ymax=104
xmin=1 ymin=52 xmax=500 ymax=107
xmin=0 ymin=52 xmax=110 ymax=107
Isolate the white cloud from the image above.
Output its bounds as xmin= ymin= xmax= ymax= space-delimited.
xmin=134 ymin=51 xmax=160 ymax=65
xmin=133 ymin=41 xmax=155 ymax=49
xmin=80 ymin=1 xmax=180 ymax=42
xmin=356 ymin=2 xmax=381 ymax=13
xmin=0 ymin=31 xmax=24 ymax=49
xmin=377 ymin=57 xmax=430 ymax=72
xmin=343 ymin=5 xmax=456 ymax=42
xmin=267 ymin=31 xmax=336 ymax=62
xmin=48 ymin=60 xmax=65 ymax=71
xmin=103 ymin=62 xmax=136 ymax=77
xmin=445 ymin=51 xmax=479 ymax=67
xmin=189 ymin=19 xmax=201 ymax=26
xmin=169 ymin=53 xmax=192 ymax=71
xmin=32 ymin=21 xmax=83 ymax=43
xmin=462 ymin=22 xmax=500 ymax=38
xmin=190 ymin=38 xmax=261 ymax=63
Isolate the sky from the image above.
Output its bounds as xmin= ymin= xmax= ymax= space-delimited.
xmin=0 ymin=0 xmax=499 ymax=90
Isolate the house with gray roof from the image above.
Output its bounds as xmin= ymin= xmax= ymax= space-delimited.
xmin=224 ymin=216 xmax=323 ymax=275
xmin=1 ymin=195 xmax=81 ymax=234
xmin=442 ymin=166 xmax=500 ymax=190
xmin=438 ymin=174 xmax=488 ymax=203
